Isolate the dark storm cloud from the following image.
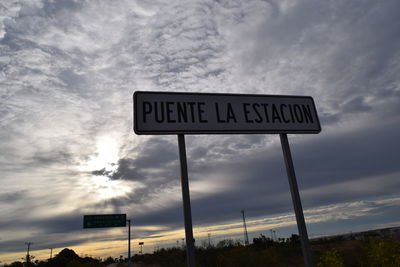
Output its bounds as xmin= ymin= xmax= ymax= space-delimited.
xmin=89 ymin=138 xmax=182 ymax=210
xmin=93 ymin=138 xmax=179 ymax=182
xmin=293 ymin=125 xmax=400 ymax=190
xmin=128 ymin=138 xmax=178 ymax=169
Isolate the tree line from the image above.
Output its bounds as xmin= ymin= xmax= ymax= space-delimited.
xmin=3 ymin=234 xmax=400 ymax=267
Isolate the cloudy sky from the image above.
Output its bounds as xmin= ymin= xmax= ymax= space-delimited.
xmin=1 ymin=0 xmax=400 ymax=263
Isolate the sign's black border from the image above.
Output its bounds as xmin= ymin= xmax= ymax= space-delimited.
xmin=133 ymin=91 xmax=321 ymax=135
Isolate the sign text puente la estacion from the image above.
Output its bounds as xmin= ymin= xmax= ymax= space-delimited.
xmin=134 ymin=92 xmax=320 ymax=134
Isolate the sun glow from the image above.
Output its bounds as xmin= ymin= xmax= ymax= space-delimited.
xmin=79 ymin=135 xmax=120 ymax=173
xmin=77 ymin=135 xmax=131 ymax=200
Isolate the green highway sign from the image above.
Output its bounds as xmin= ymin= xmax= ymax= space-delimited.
xmin=83 ymin=214 xmax=127 ymax=228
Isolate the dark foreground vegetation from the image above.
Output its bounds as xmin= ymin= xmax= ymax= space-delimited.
xmin=3 ymin=234 xmax=400 ymax=267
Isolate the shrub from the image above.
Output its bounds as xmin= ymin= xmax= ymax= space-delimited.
xmin=317 ymin=248 xmax=344 ymax=267
xmin=366 ymin=237 xmax=400 ymax=267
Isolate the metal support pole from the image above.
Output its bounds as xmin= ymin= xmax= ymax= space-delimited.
xmin=177 ymin=134 xmax=196 ymax=267
xmin=279 ymin=133 xmax=314 ymax=267
xmin=127 ymin=219 xmax=131 ymax=264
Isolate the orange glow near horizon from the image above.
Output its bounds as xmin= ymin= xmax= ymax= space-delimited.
xmin=0 ymin=215 xmax=296 ymax=265
xmin=3 ymin=197 xmax=399 ymax=265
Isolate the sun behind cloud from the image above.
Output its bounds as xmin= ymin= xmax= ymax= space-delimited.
xmin=77 ymin=135 xmax=131 ymax=201
xmin=80 ymin=135 xmax=120 ymax=173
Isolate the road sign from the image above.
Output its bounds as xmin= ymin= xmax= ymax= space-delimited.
xmin=133 ymin=91 xmax=320 ymax=267
xmin=83 ymin=214 xmax=127 ymax=228
xmin=133 ymin=91 xmax=320 ymax=134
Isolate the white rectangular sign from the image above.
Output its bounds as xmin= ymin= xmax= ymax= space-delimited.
xmin=133 ymin=91 xmax=321 ymax=134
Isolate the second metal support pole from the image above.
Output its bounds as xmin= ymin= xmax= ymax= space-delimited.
xmin=177 ymin=134 xmax=196 ymax=267
xmin=280 ymin=133 xmax=314 ymax=267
